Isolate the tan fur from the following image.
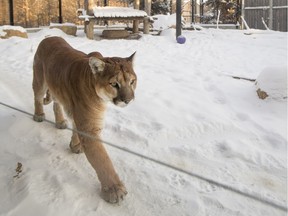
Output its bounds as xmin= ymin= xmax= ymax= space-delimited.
xmin=32 ymin=36 xmax=137 ymax=203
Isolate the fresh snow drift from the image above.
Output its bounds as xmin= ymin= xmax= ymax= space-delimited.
xmin=256 ymin=66 xmax=287 ymax=99
xmin=0 ymin=26 xmax=287 ymax=216
xmin=152 ymin=14 xmax=178 ymax=30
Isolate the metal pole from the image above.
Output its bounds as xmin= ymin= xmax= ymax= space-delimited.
xmin=191 ymin=0 xmax=195 ymax=24
xmin=9 ymin=0 xmax=14 ymax=26
xmin=59 ymin=0 xmax=63 ymax=23
xmin=176 ymin=0 xmax=182 ymax=38
xmin=236 ymin=0 xmax=240 ymax=26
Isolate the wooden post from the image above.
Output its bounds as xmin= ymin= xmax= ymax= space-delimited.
xmin=133 ymin=0 xmax=140 ymax=33
xmin=143 ymin=0 xmax=151 ymax=34
xmin=84 ymin=0 xmax=95 ymax=39
xmin=84 ymin=0 xmax=88 ymax=33
xmin=86 ymin=19 xmax=94 ymax=39
xmin=200 ymin=0 xmax=204 ymax=23
xmin=143 ymin=17 xmax=150 ymax=34
xmin=268 ymin=0 xmax=273 ymax=30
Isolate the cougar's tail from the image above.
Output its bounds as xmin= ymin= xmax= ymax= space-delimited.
xmin=43 ymin=89 xmax=52 ymax=105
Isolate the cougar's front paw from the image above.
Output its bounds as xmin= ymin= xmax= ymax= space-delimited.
xmin=55 ymin=120 xmax=68 ymax=129
xmin=33 ymin=113 xmax=45 ymax=122
xmin=101 ymin=183 xmax=127 ymax=204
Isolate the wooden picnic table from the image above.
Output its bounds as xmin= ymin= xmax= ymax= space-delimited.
xmin=79 ymin=6 xmax=148 ymax=39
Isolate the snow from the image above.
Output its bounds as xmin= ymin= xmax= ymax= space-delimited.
xmin=0 ymin=26 xmax=287 ymax=216
xmin=256 ymin=67 xmax=287 ymax=99
xmin=0 ymin=30 xmax=6 ymax=37
xmin=93 ymin=7 xmax=147 ymax=18
xmin=152 ymin=14 xmax=178 ymax=30
xmin=50 ymin=23 xmax=76 ymax=27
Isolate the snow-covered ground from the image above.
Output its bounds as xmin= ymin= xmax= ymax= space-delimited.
xmin=0 ymin=27 xmax=287 ymax=216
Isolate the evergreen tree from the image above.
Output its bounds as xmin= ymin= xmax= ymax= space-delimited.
xmin=151 ymin=0 xmax=169 ymax=15
xmin=204 ymin=0 xmax=239 ymax=24
xmin=130 ymin=0 xmax=169 ymax=15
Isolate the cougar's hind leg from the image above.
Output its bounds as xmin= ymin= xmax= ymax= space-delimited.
xmin=32 ymin=63 xmax=46 ymax=122
xmin=53 ymin=101 xmax=68 ymax=129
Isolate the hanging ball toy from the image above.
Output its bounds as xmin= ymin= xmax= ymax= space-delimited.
xmin=177 ymin=35 xmax=186 ymax=44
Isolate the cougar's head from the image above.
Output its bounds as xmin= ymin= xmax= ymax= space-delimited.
xmin=89 ymin=52 xmax=137 ymax=107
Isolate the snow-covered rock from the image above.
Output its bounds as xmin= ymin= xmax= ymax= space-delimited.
xmin=49 ymin=23 xmax=77 ymax=36
xmin=256 ymin=66 xmax=287 ymax=100
xmin=0 ymin=25 xmax=28 ymax=39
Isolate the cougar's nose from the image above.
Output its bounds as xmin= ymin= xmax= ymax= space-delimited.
xmin=122 ymin=98 xmax=133 ymax=104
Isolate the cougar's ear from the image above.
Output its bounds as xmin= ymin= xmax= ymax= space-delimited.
xmin=89 ymin=57 xmax=105 ymax=75
xmin=127 ymin=51 xmax=136 ymax=64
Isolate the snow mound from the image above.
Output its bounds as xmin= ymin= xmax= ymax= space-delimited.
xmin=50 ymin=22 xmax=76 ymax=27
xmin=30 ymin=28 xmax=73 ymax=39
xmin=256 ymin=66 xmax=287 ymax=99
xmin=49 ymin=23 xmax=77 ymax=36
xmin=160 ymin=28 xmax=176 ymax=37
xmin=152 ymin=14 xmax=177 ymax=30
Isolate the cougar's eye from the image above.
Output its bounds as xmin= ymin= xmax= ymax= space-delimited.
xmin=110 ymin=82 xmax=120 ymax=89
xmin=130 ymin=79 xmax=136 ymax=85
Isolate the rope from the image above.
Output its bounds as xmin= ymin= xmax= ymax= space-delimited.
xmin=0 ymin=101 xmax=287 ymax=212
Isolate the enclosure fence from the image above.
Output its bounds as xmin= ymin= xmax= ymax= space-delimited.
xmin=0 ymin=0 xmax=128 ymax=28
xmin=242 ymin=0 xmax=288 ymax=32
xmin=1 ymin=0 xmax=287 ymax=32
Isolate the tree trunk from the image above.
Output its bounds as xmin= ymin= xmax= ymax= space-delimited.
xmin=145 ymin=0 xmax=151 ymax=16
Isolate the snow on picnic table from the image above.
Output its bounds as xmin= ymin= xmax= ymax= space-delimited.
xmin=0 ymin=27 xmax=287 ymax=216
xmin=93 ymin=7 xmax=147 ymax=18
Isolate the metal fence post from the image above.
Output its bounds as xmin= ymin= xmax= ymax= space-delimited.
xmin=191 ymin=0 xmax=195 ymax=24
xmin=58 ymin=0 xmax=63 ymax=23
xmin=176 ymin=0 xmax=182 ymax=38
xmin=9 ymin=0 xmax=14 ymax=26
